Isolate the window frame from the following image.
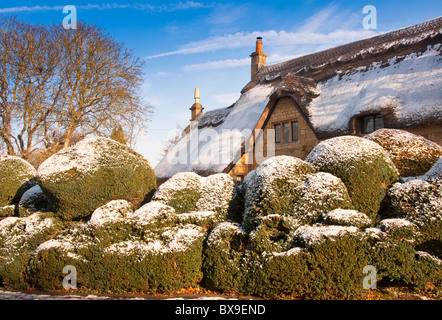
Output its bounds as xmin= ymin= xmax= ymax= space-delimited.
xmin=361 ymin=114 xmax=384 ymax=134
xmin=283 ymin=122 xmax=290 ymax=143
xmin=274 ymin=123 xmax=281 ymax=144
xmin=291 ymin=121 xmax=299 ymax=142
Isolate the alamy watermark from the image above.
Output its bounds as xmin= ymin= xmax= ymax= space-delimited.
xmin=166 ymin=125 xmax=276 ymax=167
xmin=63 ymin=5 xmax=77 ymax=30
xmin=362 ymin=265 xmax=377 ymax=290
xmin=63 ymin=265 xmax=77 ymax=290
xmin=363 ymin=5 xmax=377 ymax=30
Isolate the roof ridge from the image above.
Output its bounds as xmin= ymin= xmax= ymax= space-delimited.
xmin=257 ymin=16 xmax=442 ymax=79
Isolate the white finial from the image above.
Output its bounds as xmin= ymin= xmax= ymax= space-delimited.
xmin=194 ymin=88 xmax=200 ymax=104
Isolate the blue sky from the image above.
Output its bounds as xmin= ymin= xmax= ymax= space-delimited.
xmin=1 ymin=0 xmax=441 ymax=167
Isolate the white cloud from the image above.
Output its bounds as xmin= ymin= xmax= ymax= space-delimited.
xmin=176 ymin=28 xmax=377 ymax=72
xmin=298 ymin=5 xmax=337 ymax=33
xmin=182 ymin=57 xmax=249 ymax=72
xmin=0 ymin=5 xmax=64 ymax=13
xmin=146 ymin=28 xmax=377 ymax=60
xmin=0 ymin=2 xmax=213 ymax=14
xmin=155 ymin=71 xmax=170 ymax=77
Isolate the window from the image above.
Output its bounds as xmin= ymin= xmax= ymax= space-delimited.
xmin=362 ymin=114 xmax=384 ymax=134
xmin=283 ymin=123 xmax=290 ymax=143
xmin=274 ymin=121 xmax=300 ymax=143
xmin=291 ymin=121 xmax=299 ymax=141
xmin=274 ymin=124 xmax=281 ymax=143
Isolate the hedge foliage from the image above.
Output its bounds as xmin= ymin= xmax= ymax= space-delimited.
xmin=0 ymin=133 xmax=441 ymax=299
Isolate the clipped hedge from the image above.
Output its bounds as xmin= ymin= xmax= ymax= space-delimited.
xmin=0 ymin=213 xmax=63 ymax=289
xmin=306 ymin=136 xmax=398 ymax=220
xmin=1 ymin=133 xmax=441 ymax=299
xmin=241 ymin=156 xmax=316 ymax=230
xmin=365 ymin=128 xmax=442 ymax=177
xmin=0 ymin=156 xmax=36 ymax=207
xmin=36 ymin=137 xmax=156 ymax=220
xmin=27 ymin=200 xmax=207 ymax=294
xmin=152 ymin=172 xmax=239 ymax=221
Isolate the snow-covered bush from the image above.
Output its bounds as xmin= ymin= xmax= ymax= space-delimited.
xmin=306 ymin=136 xmax=398 ymax=219
xmin=365 ymin=128 xmax=442 ymax=177
xmin=27 ymin=199 xmax=207 ymax=293
xmin=241 ymin=156 xmax=315 ymax=230
xmin=152 ymin=172 xmax=202 ymax=214
xmin=18 ymin=185 xmax=48 ymax=217
xmin=152 ymin=172 xmax=238 ymax=221
xmin=0 ymin=156 xmax=36 ymax=207
xmin=196 ymin=173 xmax=238 ymax=220
xmin=130 ymin=201 xmax=177 ymax=230
xmin=36 ymin=137 xmax=156 ymax=220
xmin=383 ymin=179 xmax=441 ymax=222
xmin=381 ymin=158 xmax=441 ymax=261
xmin=0 ymin=213 xmax=62 ymax=289
xmin=323 ymin=209 xmax=372 ymax=228
xmin=203 ymin=222 xmax=251 ymax=291
xmin=249 ymin=214 xmax=299 ymax=254
xmin=293 ymin=172 xmax=353 ymax=224
xmin=293 ymin=224 xmax=361 ymax=248
xmin=0 ymin=205 xmax=15 ymax=218
xmin=85 ymin=200 xmax=135 ymax=244
xmin=94 ymin=224 xmax=206 ymax=293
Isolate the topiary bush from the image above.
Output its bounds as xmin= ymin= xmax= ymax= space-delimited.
xmin=306 ymin=135 xmax=398 ymax=220
xmin=36 ymin=137 xmax=156 ymax=220
xmin=202 ymin=222 xmax=252 ymax=292
xmin=0 ymin=212 xmax=63 ymax=289
xmin=152 ymin=172 xmax=239 ymax=222
xmin=152 ymin=172 xmax=202 ymax=214
xmin=293 ymin=172 xmax=354 ymax=224
xmin=0 ymin=156 xmax=36 ymax=207
xmin=249 ymin=214 xmax=299 ymax=254
xmin=241 ymin=156 xmax=316 ymax=230
xmin=27 ymin=199 xmax=208 ymax=294
xmin=365 ymin=128 xmax=442 ymax=177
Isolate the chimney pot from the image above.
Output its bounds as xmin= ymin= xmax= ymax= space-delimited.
xmin=256 ymin=37 xmax=263 ymax=52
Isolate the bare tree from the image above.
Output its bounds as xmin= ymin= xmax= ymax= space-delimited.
xmin=0 ymin=17 xmax=58 ymax=159
xmin=0 ymin=17 xmax=151 ymax=165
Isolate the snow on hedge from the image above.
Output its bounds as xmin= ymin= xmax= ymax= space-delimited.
xmin=293 ymin=225 xmax=360 ymax=248
xmin=152 ymin=172 xmax=237 ymax=221
xmin=36 ymin=137 xmax=156 ymax=220
xmin=323 ymin=209 xmax=372 ymax=228
xmin=306 ymin=135 xmax=398 ymax=218
xmin=105 ymin=224 xmax=205 ymax=256
xmin=242 ymin=156 xmax=315 ymax=228
xmin=87 ymin=200 xmax=134 ymax=228
xmin=0 ymin=156 xmax=36 ymax=207
xmin=365 ymin=128 xmax=442 ymax=177
xmin=130 ymin=201 xmax=176 ymax=228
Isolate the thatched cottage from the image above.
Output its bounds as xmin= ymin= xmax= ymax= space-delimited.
xmin=155 ymin=17 xmax=442 ymax=184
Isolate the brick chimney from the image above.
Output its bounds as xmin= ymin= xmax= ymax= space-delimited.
xmin=250 ymin=37 xmax=267 ymax=80
xmin=190 ymin=88 xmax=204 ymax=121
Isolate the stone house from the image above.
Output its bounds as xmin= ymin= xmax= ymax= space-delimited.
xmin=155 ymin=17 xmax=442 ymax=184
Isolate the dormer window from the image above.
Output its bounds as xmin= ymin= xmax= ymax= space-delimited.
xmin=362 ymin=114 xmax=384 ymax=134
